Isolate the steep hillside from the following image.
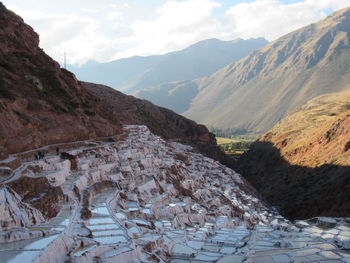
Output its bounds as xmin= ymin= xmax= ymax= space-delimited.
xmin=70 ymin=38 xmax=268 ymax=94
xmin=184 ymin=7 xmax=350 ymax=133
xmin=0 ymin=3 xmax=120 ymax=158
xmin=260 ymin=89 xmax=350 ymax=167
xmin=0 ymin=3 xmax=226 ymax=165
xmin=237 ymin=89 xmax=350 ymax=219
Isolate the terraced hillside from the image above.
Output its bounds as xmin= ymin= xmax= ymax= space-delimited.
xmin=1 ymin=125 xmax=350 ymax=262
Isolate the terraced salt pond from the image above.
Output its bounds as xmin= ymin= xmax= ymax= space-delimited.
xmin=0 ymin=234 xmax=60 ymax=263
xmin=87 ymin=190 xmax=131 ymax=247
xmin=0 ymin=125 xmax=350 ymax=262
xmin=0 ymin=196 xmax=74 ymax=262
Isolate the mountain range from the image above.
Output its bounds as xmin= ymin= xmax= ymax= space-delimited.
xmin=181 ymin=7 xmax=350 ymax=133
xmin=69 ymin=37 xmax=268 ymax=109
xmin=72 ymin=7 xmax=350 ymax=134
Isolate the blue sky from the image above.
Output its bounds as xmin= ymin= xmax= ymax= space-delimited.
xmin=3 ymin=0 xmax=349 ymax=64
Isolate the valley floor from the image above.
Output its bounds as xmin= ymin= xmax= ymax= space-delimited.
xmin=0 ymin=126 xmax=349 ymax=263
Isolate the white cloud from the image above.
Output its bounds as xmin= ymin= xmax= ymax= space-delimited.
xmin=224 ymin=0 xmax=350 ymax=41
xmin=107 ymin=11 xmax=123 ymax=21
xmin=6 ymin=0 xmax=350 ymax=64
xmin=10 ymin=8 xmax=123 ymax=65
xmin=80 ymin=8 xmax=98 ymax=14
xmin=111 ymin=3 xmax=129 ymax=10
xmin=304 ymin=0 xmax=350 ymax=10
xmin=112 ymin=0 xmax=223 ymax=59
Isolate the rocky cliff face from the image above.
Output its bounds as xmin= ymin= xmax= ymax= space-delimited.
xmin=237 ymin=89 xmax=350 ymax=219
xmin=7 ymin=176 xmax=66 ymax=219
xmin=0 ymin=3 xmax=120 ymax=159
xmin=0 ymin=3 xmax=226 ymax=166
xmin=183 ymin=7 xmax=350 ymax=133
xmin=0 ymin=186 xmax=45 ymax=230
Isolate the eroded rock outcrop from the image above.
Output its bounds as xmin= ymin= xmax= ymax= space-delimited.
xmin=0 ymin=186 xmax=44 ymax=229
xmin=7 ymin=177 xmax=65 ymax=218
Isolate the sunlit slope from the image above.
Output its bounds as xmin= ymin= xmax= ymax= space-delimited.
xmin=261 ymin=88 xmax=350 ymax=167
xmin=184 ymin=7 xmax=350 ymax=133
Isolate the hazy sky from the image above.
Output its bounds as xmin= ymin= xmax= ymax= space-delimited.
xmin=3 ymin=0 xmax=350 ymax=65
